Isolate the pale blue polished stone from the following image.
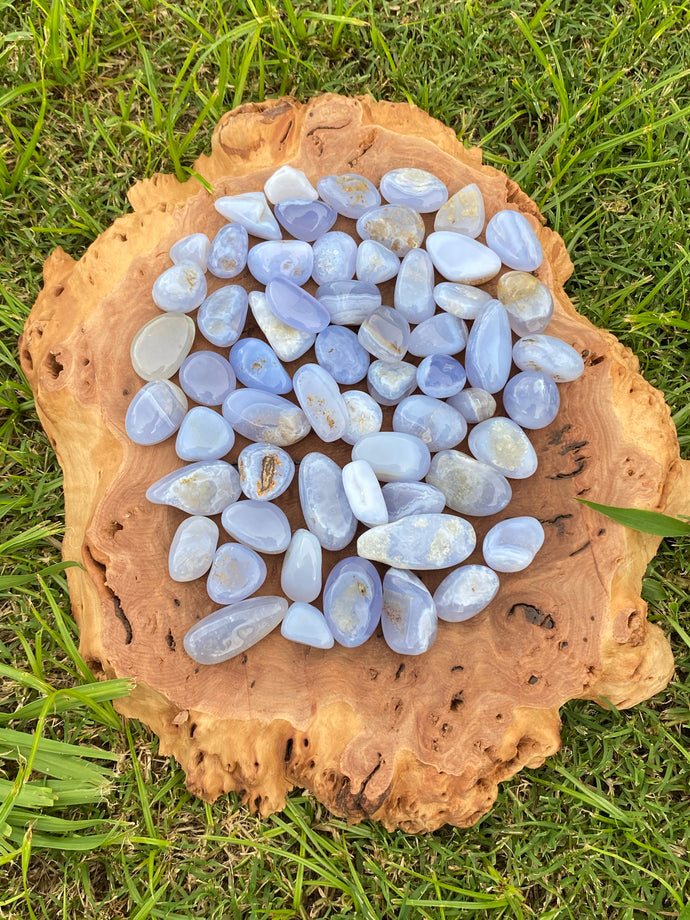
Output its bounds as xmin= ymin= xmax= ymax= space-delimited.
xmin=125 ymin=379 xmax=187 ymax=445
xmin=316 ymin=280 xmax=381 ymax=325
xmin=407 ymin=313 xmax=468 ymax=357
xmin=393 ymin=395 xmax=467 ymax=451
xmin=152 ymin=261 xmax=207 ymax=312
xmin=357 ymin=513 xmax=475 ymax=570
xmin=175 ymin=406 xmax=235 ymax=461
xmin=247 ymin=240 xmax=313 ymax=286
xmin=281 ymin=529 xmax=322 ymax=603
xmin=316 ymin=173 xmax=381 ymax=219
xmin=197 ymin=285 xmax=248 ymax=347
xmin=299 ymin=452 xmax=357 ymax=551
xmin=179 ymin=351 xmax=236 ymax=406
xmin=351 ymin=432 xmax=430 ymax=483
xmin=426 ymin=450 xmax=512 ymax=516
xmin=433 ymin=565 xmax=499 ymax=622
xmin=468 ymin=417 xmax=538 ymax=479
xmin=237 ymin=443 xmax=294 ymax=501
xmin=214 ymin=191 xmax=282 ymax=240
xmin=433 ymin=184 xmax=485 ymax=237
xmin=485 ymin=210 xmax=543 ymax=271
xmin=312 ymin=231 xmax=357 ymax=285
xmin=416 ymin=354 xmax=466 ymax=398
xmin=426 ymin=232 xmax=502 ymax=284
xmin=206 ymin=542 xmax=267 ymax=604
xmin=380 ymin=167 xmax=448 ymax=213
xmin=274 ymin=198 xmax=337 ymax=242
xmin=341 ymin=391 xmax=383 ymax=445
xmin=482 ymin=516 xmax=545 ymax=573
xmin=265 ymin=166 xmax=318 ymax=204
xmin=170 ymin=233 xmax=211 ymax=271
xmin=447 ymin=388 xmax=496 ymax=423
xmin=229 ymin=338 xmax=291 ymax=394
xmin=381 ymin=481 xmax=446 ymax=522
xmin=266 ymin=277 xmax=330 ymax=333
xmin=394 ymin=249 xmax=435 ymax=323
xmin=367 ymin=360 xmax=417 ymax=406
xmin=146 ymin=460 xmax=241 ymax=515
xmin=130 ymin=313 xmax=195 ymax=381
xmin=221 ymin=499 xmax=291 ymax=554
xmin=222 ymin=388 xmax=310 ymax=446
xmin=358 ymin=307 xmax=410 ymax=362
xmin=292 ymin=363 xmax=348 ymax=443
xmin=168 ymin=516 xmax=219 ymax=582
xmin=497 ymin=271 xmax=553 ymax=336
xmin=465 ymin=299 xmax=512 ymax=394
xmin=381 ymin=569 xmax=437 ymax=655
xmin=281 ymin=602 xmax=335 ymax=649
xmin=433 ymin=281 xmax=492 ymax=320
xmin=342 ymin=459 xmax=388 ymax=526
xmin=249 ymin=290 xmax=315 ymax=363
xmin=207 ymin=224 xmax=249 ymax=279
xmin=503 ymin=371 xmax=560 ymax=430
xmin=315 ymin=326 xmax=369 ymax=384
xmin=356 ymin=239 xmax=400 ymax=285
xmin=183 ymin=596 xmax=288 ymax=665
xmin=512 ymin=334 xmax=585 ymax=382
xmin=356 ymin=205 xmax=425 ymax=258
xmin=323 ymin=557 xmax=382 ymax=648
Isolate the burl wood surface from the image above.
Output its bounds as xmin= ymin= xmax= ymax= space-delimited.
xmin=20 ymin=95 xmax=690 ymax=832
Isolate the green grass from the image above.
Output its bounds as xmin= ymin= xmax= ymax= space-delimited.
xmin=1 ymin=0 xmax=689 ymax=917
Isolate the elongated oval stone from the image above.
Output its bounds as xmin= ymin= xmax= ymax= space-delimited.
xmin=381 ymin=569 xmax=437 ymax=655
xmin=468 ymin=417 xmax=538 ymax=479
xmin=229 ymin=338 xmax=291 ymax=394
xmin=394 ymin=248 xmax=436 ymax=323
xmin=266 ymin=277 xmax=330 ymax=333
xmin=323 ymin=557 xmax=382 ymax=648
xmin=367 ymin=360 xmax=417 ymax=406
xmin=146 ymin=460 xmax=241 ymax=515
xmin=207 ymin=224 xmax=249 ymax=278
xmin=281 ymin=529 xmax=322 ymax=603
xmin=434 ymin=281 xmax=492 ymax=319
xmin=407 ymin=313 xmax=468 ymax=357
xmin=238 ymin=443 xmax=295 ymax=501
xmin=292 ymin=363 xmax=348 ymax=442
xmin=206 ymin=542 xmax=267 ymax=604
xmin=503 ymin=371 xmax=560 ymax=429
xmin=152 ymin=261 xmax=207 ymax=312
xmin=433 ymin=564 xmax=499 ymax=622
xmin=485 ymin=210 xmax=542 ymax=271
xmin=312 ymin=231 xmax=357 ymax=285
xmin=281 ymin=603 xmax=334 ymax=649
xmin=170 ymin=232 xmax=211 ymax=271
xmin=381 ymin=481 xmax=446 ymax=522
xmin=393 ymin=395 xmax=467 ymax=451
xmin=249 ymin=290 xmax=315 ymax=362
xmin=317 ymin=173 xmax=380 ymax=218
xmin=342 ymin=459 xmax=388 ymax=527
xmin=356 ymin=205 xmax=425 ymax=257
xmin=447 ymin=387 xmax=496 ymax=423
xmin=125 ymin=379 xmax=187 ymax=445
xmin=315 ymin=325 xmax=369 ymax=384
xmin=358 ymin=513 xmax=475 ymax=570
xmin=247 ymin=240 xmax=313 ymax=286
xmin=179 ymin=351 xmax=236 ymax=406
xmin=356 ymin=239 xmax=400 ymax=284
xmin=352 ymin=432 xmax=430 ymax=482
xmin=197 ymin=285 xmax=248 ymax=347
xmin=433 ymin=183 xmax=485 ymax=237
xmin=380 ymin=167 xmax=448 ymax=213
xmin=497 ymin=270 xmax=553 ymax=336
xmin=130 ymin=312 xmax=195 ymax=381
xmin=426 ymin=450 xmax=512 ymax=516
xmin=426 ymin=232 xmax=501 ymax=284
xmin=512 ymin=334 xmax=585 ymax=382
xmin=316 ymin=280 xmax=381 ymax=325
xmin=341 ymin=391 xmax=383 ymax=445
xmin=465 ymin=299 xmax=512 ymax=393
xmin=222 ymin=388 xmax=310 ymax=446
xmin=358 ymin=306 xmax=410 ymax=362
xmin=274 ymin=198 xmax=337 ymax=242
xmin=221 ymin=499 xmax=291 ymax=554
xmin=483 ymin=516 xmax=545 ymax=572
xmin=265 ymin=165 xmax=318 ymax=204
xmin=299 ymin=452 xmax=357 ymax=551
xmin=183 ymin=596 xmax=288 ymax=665
xmin=416 ymin=354 xmax=466 ymax=398
xmin=175 ymin=406 xmax=235 ymax=461
xmin=168 ymin=515 xmax=219 ymax=582
xmin=214 ymin=191 xmax=281 ymax=240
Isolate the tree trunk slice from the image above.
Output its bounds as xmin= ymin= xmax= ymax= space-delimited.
xmin=20 ymin=94 xmax=690 ymax=832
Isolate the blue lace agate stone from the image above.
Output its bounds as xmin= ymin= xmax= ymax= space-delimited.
xmin=407 ymin=313 xmax=468 ymax=357
xmin=497 ymin=271 xmax=553 ymax=336
xmin=379 ymin=167 xmax=448 ymax=213
xmin=130 ymin=312 xmax=196 ymax=381
xmin=357 ymin=513 xmax=475 ymax=570
xmin=482 ymin=516 xmax=545 ymax=573
xmin=152 ymin=261 xmax=207 ymax=312
xmin=170 ymin=233 xmax=211 ymax=271
xmin=512 ymin=334 xmax=585 ymax=382
xmin=222 ymin=388 xmax=310 ymax=446
xmin=183 ymin=596 xmax=288 ymax=665
xmin=315 ymin=326 xmax=369 ymax=384
xmin=221 ymin=499 xmax=291 ymax=554
xmin=393 ymin=395 xmax=467 ymax=452
xmin=293 ymin=363 xmax=348 ymax=442
xmin=237 ymin=443 xmax=295 ymax=501
xmin=426 ymin=450 xmax=512 ymax=516
xmin=125 ymin=379 xmax=187 ymax=445
xmin=433 ymin=565 xmax=499 ymax=622
xmin=433 ymin=281 xmax=492 ymax=320
xmin=356 ymin=205 xmax=425 ymax=257
xmin=381 ymin=569 xmax=437 ymax=656
xmin=342 ymin=459 xmax=388 ymax=527
xmin=316 ymin=280 xmax=381 ymax=325
xmin=323 ymin=557 xmax=382 ymax=648
xmin=485 ymin=209 xmax=543 ymax=271
xmin=168 ymin=516 xmax=219 ymax=583
xmin=247 ymin=240 xmax=313 ymax=286
xmin=265 ymin=166 xmax=318 ymax=204
xmin=281 ymin=603 xmax=335 ymax=650
xmin=146 ymin=460 xmax=241 ymax=515
xmin=179 ymin=350 xmax=236 ymax=406
xmin=207 ymin=224 xmax=249 ymax=279
xmin=312 ymin=231 xmax=357 ymax=285
xmin=249 ymin=290 xmax=315 ymax=362
xmin=214 ymin=191 xmax=282 ymax=240
xmin=274 ymin=198 xmax=337 ymax=242
xmin=355 ymin=239 xmax=400 ymax=284
xmin=426 ymin=232 xmax=501 ymax=285
xmin=465 ymin=299 xmax=512 ymax=393
xmin=299 ymin=452 xmax=357 ymax=551
xmin=381 ymin=481 xmax=446 ymax=522
xmin=358 ymin=307 xmax=410 ymax=362
xmin=352 ymin=432 xmax=431 ymax=483
xmin=367 ymin=360 xmax=417 ymax=406
xmin=206 ymin=542 xmax=267 ymax=604
xmin=468 ymin=417 xmax=538 ymax=480
xmin=394 ymin=249 xmax=436 ymax=323
xmin=447 ymin=387 xmax=496 ymax=423
xmin=229 ymin=337 xmax=291 ymax=394
xmin=316 ymin=173 xmax=381 ymax=218
xmin=503 ymin=371 xmax=560 ymax=430
xmin=175 ymin=406 xmax=235 ymax=461
xmin=266 ymin=277 xmax=330 ymax=333
xmin=281 ymin=529 xmax=322 ymax=603
xmin=433 ymin=184 xmax=485 ymax=238
xmin=341 ymin=391 xmax=383 ymax=445
xmin=416 ymin=354 xmax=466 ymax=398
xmin=197 ymin=285 xmax=248 ymax=348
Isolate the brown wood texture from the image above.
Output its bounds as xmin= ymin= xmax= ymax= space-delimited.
xmin=20 ymin=94 xmax=690 ymax=832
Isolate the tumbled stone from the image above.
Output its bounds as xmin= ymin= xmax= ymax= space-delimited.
xmin=393 ymin=248 xmax=436 ymax=323
xmin=465 ymin=299 xmax=512 ymax=393
xmin=342 ymin=459 xmax=388 ymax=527
xmin=265 ymin=165 xmax=318 ymax=204
xmin=380 ymin=167 xmax=448 ymax=213
xmin=381 ymin=481 xmax=446 ymax=522
xmin=485 ymin=209 xmax=542 ymax=271
xmin=312 ymin=231 xmax=357 ymax=285
xmin=183 ymin=596 xmax=288 ymax=665
xmin=446 ymin=387 xmax=496 ymax=424
xmin=175 ymin=406 xmax=235 ymax=462
xmin=503 ymin=371 xmax=560 ymax=429
xmin=381 ymin=569 xmax=437 ymax=656
xmin=281 ymin=529 xmax=322 ymax=603
xmin=299 ymin=452 xmax=357 ymax=551
xmin=281 ymin=602 xmax=334 ymax=649
xmin=197 ymin=285 xmax=248 ymax=347
xmin=207 ymin=224 xmax=249 ymax=278
xmin=274 ymin=198 xmax=337 ymax=242
xmin=266 ymin=277 xmax=330 ymax=333
xmin=206 ymin=542 xmax=267 ymax=604
xmin=249 ymin=290 xmax=314 ymax=362
xmin=125 ymin=379 xmax=187 ymax=445
xmin=356 ymin=205 xmax=425 ymax=257
xmin=222 ymin=388 xmax=310 ymax=446
xmin=221 ymin=499 xmax=291 ymax=554
xmin=407 ymin=313 xmax=468 ymax=357
xmin=367 ymin=360 xmax=417 ymax=406
xmin=152 ymin=261 xmax=207 ymax=312
xmin=483 ymin=516 xmax=545 ymax=572
xmin=316 ymin=173 xmax=380 ymax=218
xmin=315 ymin=326 xmax=369 ymax=384
xmin=237 ymin=443 xmax=295 ymax=501
xmin=358 ymin=307 xmax=410 ymax=362
xmin=351 ymin=432 xmax=430 ymax=482
xmin=433 ymin=565 xmax=499 ymax=622
xmin=393 ymin=395 xmax=467 ymax=451
xmin=433 ymin=183 xmax=485 ymax=237
xmin=355 ymin=239 xmax=400 ymax=284
xmin=316 ymin=280 xmax=381 ymax=325
xmin=468 ymin=417 xmax=538 ymax=479
xmin=358 ymin=513 xmax=475 ymax=570
xmin=170 ymin=232 xmax=211 ymax=270
xmin=146 ymin=460 xmax=241 ymax=515
xmin=168 ymin=515 xmax=219 ymax=582
xmin=512 ymin=334 xmax=585 ymax=382
xmin=433 ymin=281 xmax=492 ymax=320
xmin=341 ymin=391 xmax=383 ymax=445
xmin=214 ymin=191 xmax=281 ymax=240
xmin=426 ymin=450 xmax=512 ymax=516
xmin=416 ymin=354 xmax=466 ymax=398
xmin=130 ymin=312 xmax=195 ymax=381
xmin=323 ymin=557 xmax=382 ymax=648
xmin=292 ymin=363 xmax=348 ymax=442
xmin=497 ymin=271 xmax=553 ymax=336
xmin=247 ymin=239 xmax=313 ymax=286
xmin=179 ymin=351 xmax=236 ymax=406
xmin=229 ymin=337 xmax=292 ymax=394
xmin=426 ymin=232 xmax=501 ymax=284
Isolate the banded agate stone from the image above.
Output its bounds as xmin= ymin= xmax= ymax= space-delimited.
xmin=281 ymin=603 xmax=335 ymax=649
xmin=221 ymin=500 xmax=291 ymax=554
xmin=381 ymin=569 xmax=437 ymax=656
xmin=433 ymin=565 xmax=500 ymax=622
xmin=125 ymin=379 xmax=187 ymax=446
xmin=299 ymin=452 xmax=357 ymax=551
xmin=183 ymin=597 xmax=288 ymax=665
xmin=214 ymin=191 xmax=281 ymax=240
xmin=168 ymin=516 xmax=219 ymax=583
xmin=357 ymin=513 xmax=476 ymax=570
xmin=146 ymin=460 xmax=241 ymax=515
xmin=206 ymin=542 xmax=267 ymax=604
xmin=482 ymin=517 xmax=545 ymax=573
xmin=323 ymin=557 xmax=382 ymax=648
xmin=281 ymin=529 xmax=322 ymax=603
xmin=152 ymin=261 xmax=207 ymax=313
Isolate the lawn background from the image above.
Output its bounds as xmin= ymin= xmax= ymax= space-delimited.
xmin=1 ymin=1 xmax=689 ymax=917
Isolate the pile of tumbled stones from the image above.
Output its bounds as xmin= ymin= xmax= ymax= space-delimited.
xmin=124 ymin=166 xmax=585 ymax=665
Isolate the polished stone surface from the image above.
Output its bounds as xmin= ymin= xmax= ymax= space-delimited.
xmin=433 ymin=281 xmax=492 ymax=320
xmin=482 ymin=516 xmax=545 ymax=572
xmin=266 ymin=277 xmax=330 ymax=333
xmin=316 ymin=280 xmax=381 ymax=325
xmin=152 ymin=261 xmax=207 ymax=312
xmin=433 ymin=183 xmax=485 ymax=238
xmin=246 ymin=239 xmax=313 ymax=286
xmin=125 ymin=379 xmax=188 ymax=445
xmin=207 ymin=224 xmax=249 ymax=278
xmin=357 ymin=306 xmax=410 ymax=362
xmin=229 ymin=337 xmax=292 ymax=394
xmin=249 ymin=290 xmax=315 ymax=362
xmin=356 ymin=204 xmax=425 ymax=257
xmin=355 ymin=239 xmax=400 ymax=284
xmin=206 ymin=542 xmax=267 ymax=604
xmin=312 ymin=231 xmax=357 ymax=285
xmin=292 ymin=363 xmax=348 ymax=442
xmin=175 ymin=406 xmax=235 ymax=461
xmin=168 ymin=515 xmax=219 ymax=582
xmin=299 ymin=452 xmax=357 ymax=551
xmin=381 ymin=481 xmax=446 ymax=522
xmin=341 ymin=391 xmax=383 ymax=445
xmin=323 ymin=557 xmax=382 ymax=648
xmin=281 ymin=602 xmax=335 ymax=649
xmin=315 ymin=325 xmax=369 ymax=384
xmin=274 ymin=198 xmax=337 ymax=241
xmin=503 ymin=371 xmax=560 ymax=429
xmin=222 ymin=388 xmax=310 ymax=446
xmin=497 ymin=271 xmax=554 ymax=336
xmin=447 ymin=387 xmax=497 ymax=423
xmin=512 ymin=334 xmax=585 ymax=382
xmin=281 ymin=529 xmax=322 ymax=603
xmin=179 ymin=350 xmax=236 ymax=406
xmin=464 ymin=299 xmax=512 ymax=393
xmin=393 ymin=248 xmax=436 ymax=323
xmin=221 ymin=499 xmax=291 ymax=554
xmin=183 ymin=596 xmax=288 ymax=664
xmin=357 ymin=513 xmax=475 ymax=570
xmin=146 ymin=460 xmax=241 ymax=515
xmin=393 ymin=395 xmax=467 ymax=451
xmin=416 ymin=354 xmax=466 ymax=398
xmin=130 ymin=312 xmax=195 ymax=381
xmin=367 ymin=359 xmax=417 ymax=406
xmin=426 ymin=232 xmax=501 ymax=284
xmin=317 ymin=173 xmax=381 ymax=218
xmin=485 ymin=209 xmax=543 ymax=271
xmin=407 ymin=313 xmax=468 ymax=357
xmin=351 ymin=431 xmax=431 ymax=482
xmin=380 ymin=167 xmax=448 ymax=213
xmin=170 ymin=232 xmax=211 ymax=271
xmin=342 ymin=459 xmax=388 ymax=526
xmin=426 ymin=449 xmax=512 ymax=516
xmin=214 ymin=191 xmax=281 ymax=240
xmin=433 ymin=564 xmax=499 ymax=622
xmin=197 ymin=285 xmax=249 ymax=347
xmin=381 ymin=568 xmax=437 ymax=656
xmin=265 ymin=165 xmax=318 ymax=204
xmin=468 ymin=417 xmax=538 ymax=479
xmin=237 ymin=443 xmax=295 ymax=501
